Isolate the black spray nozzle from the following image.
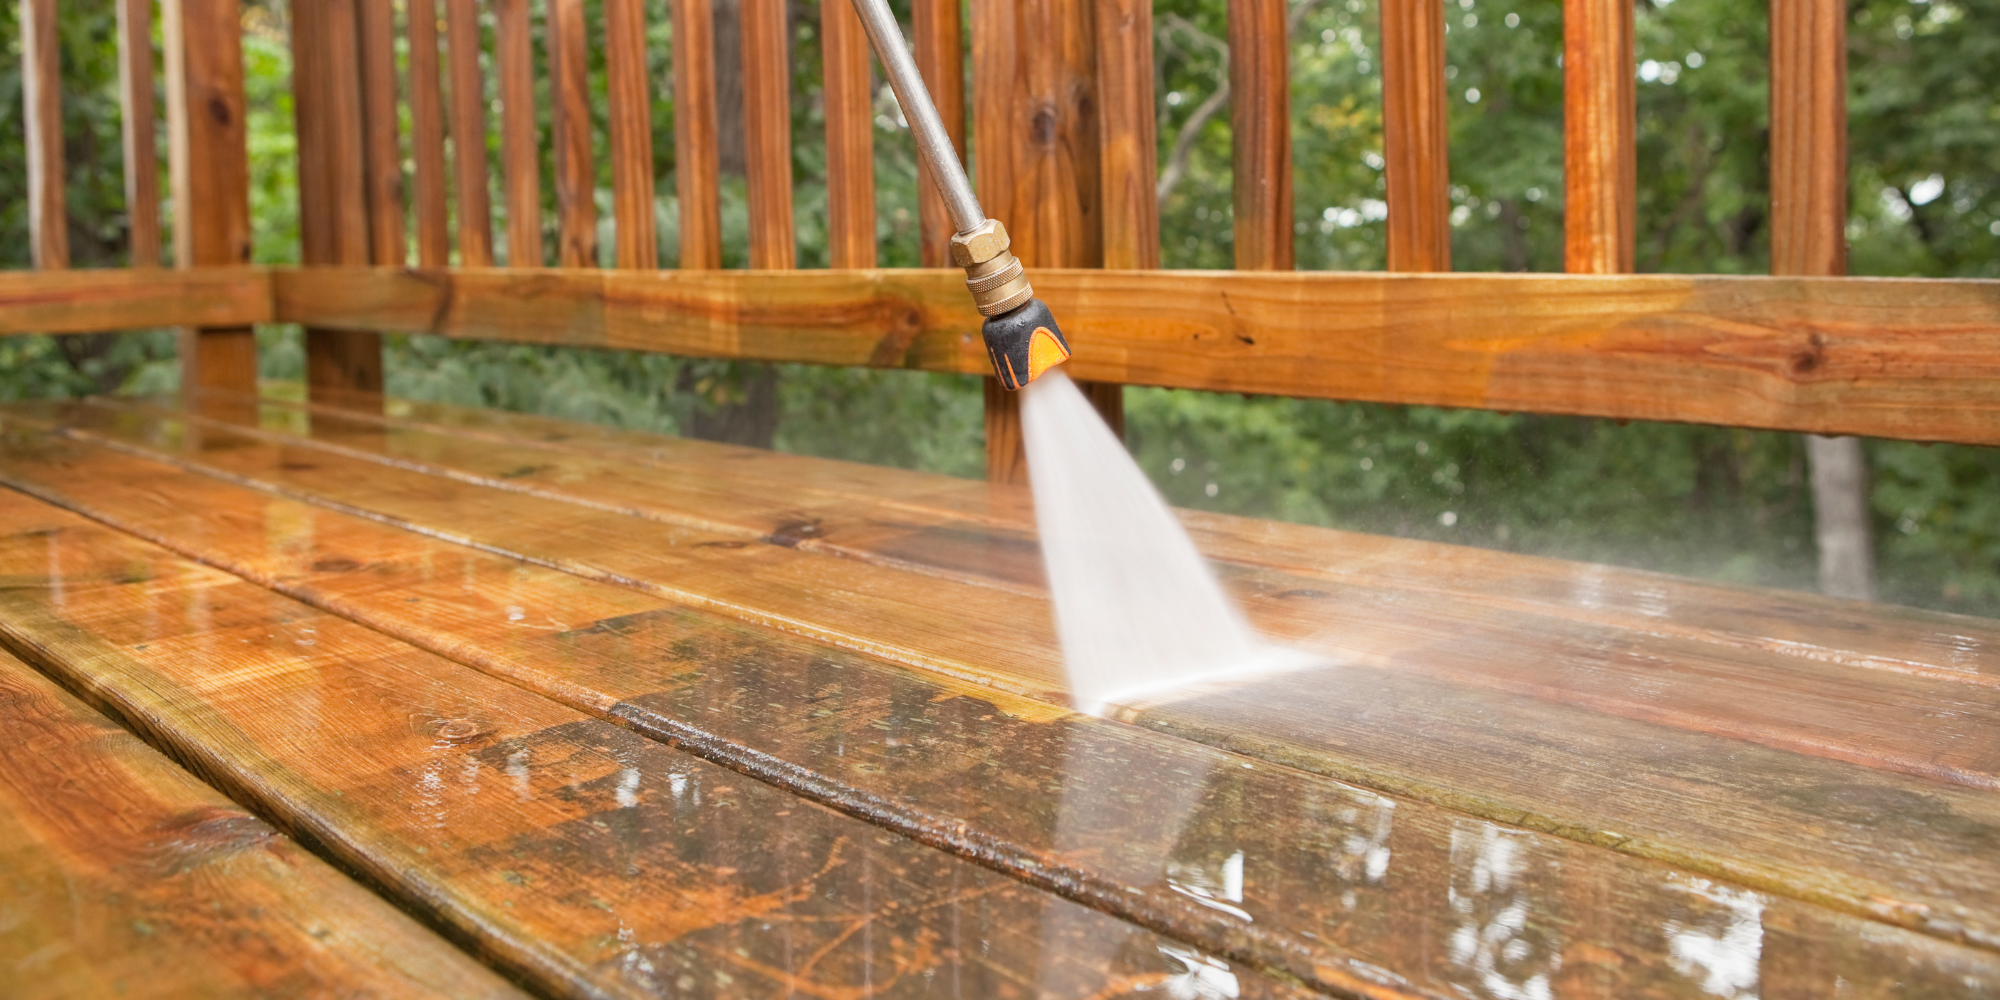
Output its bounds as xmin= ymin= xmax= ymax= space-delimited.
xmin=982 ymin=299 xmax=1072 ymax=390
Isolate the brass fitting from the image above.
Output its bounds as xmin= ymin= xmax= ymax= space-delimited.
xmin=950 ymin=219 xmax=1034 ymax=317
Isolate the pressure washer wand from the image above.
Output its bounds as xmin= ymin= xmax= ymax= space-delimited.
xmin=847 ymin=0 xmax=1072 ymax=390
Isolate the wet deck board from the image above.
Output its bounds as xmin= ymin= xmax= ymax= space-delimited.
xmin=9 ymin=398 xmax=2000 ymax=947
xmin=259 ymin=385 xmax=2000 ymax=689
xmin=27 ymin=396 xmax=2000 ymax=789
xmin=0 ymin=490 xmax=1322 ymax=1000
xmin=0 ymin=401 xmax=1998 ymax=995
xmin=0 ymin=649 xmax=530 ymax=1000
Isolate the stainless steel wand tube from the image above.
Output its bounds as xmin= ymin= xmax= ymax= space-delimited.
xmin=846 ymin=0 xmax=1033 ymax=317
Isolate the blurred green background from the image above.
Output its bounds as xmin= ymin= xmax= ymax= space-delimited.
xmin=2 ymin=0 xmax=1995 ymax=615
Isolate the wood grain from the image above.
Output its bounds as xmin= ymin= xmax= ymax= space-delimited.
xmin=249 ymin=386 xmax=2000 ymax=694
xmin=443 ymin=0 xmax=493 ymax=266
xmin=407 ymin=0 xmax=451 ymax=267
xmin=0 ymin=651 xmax=530 ymax=1000
xmin=970 ymin=0 xmax=1107 ymax=479
xmin=604 ymin=0 xmax=659 ymax=269
xmin=293 ymin=0 xmax=371 ymax=270
xmin=0 ymin=484 xmax=1319 ymax=1000
xmin=1095 ymin=0 xmax=1160 ymax=272
xmin=740 ymin=0 xmax=796 ymax=269
xmin=1227 ymin=0 xmax=1292 ymax=271
xmin=22 ymin=0 xmax=68 ymax=269
xmin=970 ymin=0 xmax=1101 ymax=269
xmin=912 ymin=0 xmax=965 ymax=267
xmin=1563 ymin=0 xmax=1636 ymax=274
xmin=356 ymin=0 xmax=405 ymax=266
xmin=117 ymin=0 xmax=163 ymax=267
xmin=273 ymin=265 xmax=2000 ymax=445
xmin=164 ymin=0 xmax=256 ymax=395
xmin=291 ymin=0 xmax=384 ymax=400
xmin=1380 ymin=0 xmax=1450 ymax=272
xmin=6 ymin=415 xmax=2000 ymax=988
xmin=549 ymin=0 xmax=598 ymax=267
xmin=1770 ymin=0 xmax=1847 ymax=278
xmin=493 ymin=0 xmax=543 ymax=268
xmin=100 ymin=392 xmax=2000 ymax=790
xmin=821 ymin=0 xmax=876 ymax=269
xmin=670 ymin=0 xmax=722 ymax=269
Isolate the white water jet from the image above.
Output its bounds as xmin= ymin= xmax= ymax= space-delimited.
xmin=1021 ymin=370 xmax=1310 ymax=715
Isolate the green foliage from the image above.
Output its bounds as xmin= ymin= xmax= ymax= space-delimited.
xmin=2 ymin=0 xmax=1995 ymax=616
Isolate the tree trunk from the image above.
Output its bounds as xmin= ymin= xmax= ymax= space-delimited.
xmin=1807 ymin=434 xmax=1874 ymax=600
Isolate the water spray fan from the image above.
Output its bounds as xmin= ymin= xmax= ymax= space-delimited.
xmin=847 ymin=0 xmax=1071 ymax=390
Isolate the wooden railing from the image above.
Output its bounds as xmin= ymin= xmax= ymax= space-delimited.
xmin=8 ymin=0 xmax=1998 ymax=477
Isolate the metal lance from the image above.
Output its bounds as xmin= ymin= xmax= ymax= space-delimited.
xmin=845 ymin=0 xmax=1072 ymax=389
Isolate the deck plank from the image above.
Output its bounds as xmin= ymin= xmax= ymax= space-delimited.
xmin=241 ymin=387 xmax=2000 ymax=692
xmin=3 ymin=414 xmax=2000 ymax=989
xmin=0 ymin=486 xmax=1319 ymax=1000
xmin=53 ymin=396 xmax=2000 ymax=792
xmin=0 ymin=650 xmax=528 ymax=999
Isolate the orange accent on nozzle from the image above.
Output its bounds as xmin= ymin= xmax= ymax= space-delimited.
xmin=1026 ymin=327 xmax=1069 ymax=382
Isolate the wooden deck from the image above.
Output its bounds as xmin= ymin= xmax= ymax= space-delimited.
xmin=3 ymin=390 xmax=1998 ymax=999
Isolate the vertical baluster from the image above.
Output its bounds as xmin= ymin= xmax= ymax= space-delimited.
xmin=1563 ymin=0 xmax=1635 ymax=273
xmin=408 ymin=0 xmax=451 ymax=266
xmin=1381 ymin=0 xmax=1450 ymax=271
xmin=1229 ymin=0 xmax=1291 ymax=271
xmin=605 ymin=0 xmax=660 ymax=268
xmin=972 ymin=0 xmax=1106 ymax=481
xmin=165 ymin=0 xmax=256 ymax=400
xmin=1095 ymin=0 xmax=1158 ymax=273
xmin=117 ymin=0 xmax=163 ymax=267
xmin=823 ymin=0 xmax=876 ymax=268
xmin=1772 ymin=0 xmax=1870 ymax=600
xmin=444 ymin=0 xmax=494 ymax=265
xmin=357 ymin=0 xmax=405 ymax=266
xmin=494 ymin=0 xmax=543 ymax=267
xmin=912 ymin=0 xmax=965 ymax=267
xmin=550 ymin=0 xmax=598 ymax=266
xmin=741 ymin=0 xmax=796 ymax=269
xmin=671 ymin=0 xmax=722 ymax=268
xmin=22 ymin=0 xmax=69 ymax=270
xmin=294 ymin=0 xmax=383 ymax=400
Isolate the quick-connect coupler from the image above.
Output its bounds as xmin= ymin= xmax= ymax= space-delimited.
xmin=953 ymin=220 xmax=1071 ymax=390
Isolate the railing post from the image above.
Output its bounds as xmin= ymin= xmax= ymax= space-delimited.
xmin=1771 ymin=0 xmax=1871 ymax=601
xmin=164 ymin=0 xmax=258 ymax=404
xmin=972 ymin=0 xmax=1119 ymax=483
xmin=293 ymin=0 xmax=385 ymax=404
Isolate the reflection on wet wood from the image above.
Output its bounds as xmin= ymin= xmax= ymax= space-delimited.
xmin=0 ymin=489 xmax=1313 ymax=1000
xmin=2 ymin=417 xmax=1998 ymax=995
xmin=229 ymin=386 xmax=2000 ymax=691
xmin=0 ymin=650 xmax=527 ymax=999
xmin=35 ymin=397 xmax=2000 ymax=790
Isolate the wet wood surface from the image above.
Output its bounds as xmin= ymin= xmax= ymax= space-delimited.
xmin=0 ymin=483 xmax=1319 ymax=1000
xmin=1 ymin=426 xmax=1996 ymax=997
xmin=271 ymin=265 xmax=2000 ymax=446
xmin=0 ymin=268 xmax=272 ymax=337
xmin=0 ymin=649 xmax=529 ymax=999
xmin=1 ymin=395 xmax=1998 ymax=993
